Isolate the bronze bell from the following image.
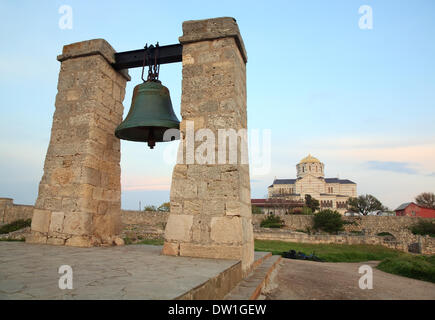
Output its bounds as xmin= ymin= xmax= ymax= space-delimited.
xmin=114 ymin=80 xmax=180 ymax=149
xmin=115 ymin=43 xmax=180 ymax=149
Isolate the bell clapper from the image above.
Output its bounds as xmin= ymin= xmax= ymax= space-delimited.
xmin=147 ymin=128 xmax=156 ymax=149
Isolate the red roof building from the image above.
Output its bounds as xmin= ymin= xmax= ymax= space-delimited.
xmin=394 ymin=202 xmax=435 ymax=218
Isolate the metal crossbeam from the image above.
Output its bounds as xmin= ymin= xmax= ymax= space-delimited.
xmin=113 ymin=44 xmax=182 ymax=70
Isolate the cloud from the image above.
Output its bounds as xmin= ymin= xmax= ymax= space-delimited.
xmin=365 ymin=161 xmax=419 ymax=175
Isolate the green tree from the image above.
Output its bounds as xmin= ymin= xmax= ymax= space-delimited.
xmin=157 ymin=202 xmax=170 ymax=212
xmin=415 ymin=192 xmax=435 ymax=209
xmin=313 ymin=209 xmax=344 ymax=234
xmin=305 ymin=194 xmax=320 ymax=212
xmin=347 ymin=194 xmax=386 ymax=215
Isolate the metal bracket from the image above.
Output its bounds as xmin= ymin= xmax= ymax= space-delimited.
xmin=113 ymin=43 xmax=182 ymax=70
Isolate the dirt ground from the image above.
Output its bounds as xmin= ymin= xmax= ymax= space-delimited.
xmin=266 ymin=259 xmax=435 ymax=300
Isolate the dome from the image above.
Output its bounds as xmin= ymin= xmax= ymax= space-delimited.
xmin=299 ymin=154 xmax=320 ymax=164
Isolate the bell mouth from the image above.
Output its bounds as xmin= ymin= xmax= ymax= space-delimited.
xmin=115 ymin=125 xmax=180 ymax=144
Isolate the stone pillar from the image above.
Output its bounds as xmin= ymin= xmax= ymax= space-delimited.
xmin=162 ymin=17 xmax=254 ymax=273
xmin=26 ymin=39 xmax=130 ymax=247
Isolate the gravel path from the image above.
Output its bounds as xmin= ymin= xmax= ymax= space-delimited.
xmin=266 ymin=259 xmax=435 ymax=300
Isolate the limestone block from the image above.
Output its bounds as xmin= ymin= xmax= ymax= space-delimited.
xmin=113 ymin=237 xmax=124 ymax=246
xmin=210 ymin=216 xmax=243 ymax=244
xmin=170 ymin=201 xmax=183 ymax=215
xmin=183 ymin=200 xmax=202 ymax=215
xmin=225 ymin=201 xmax=241 ymax=216
xmin=65 ymin=236 xmax=93 ymax=247
xmin=164 ymin=214 xmax=194 ymax=242
xmin=47 ymin=237 xmax=66 ymax=246
xmin=26 ymin=232 xmax=48 ymax=244
xmin=162 ymin=242 xmax=180 ymax=256
xmin=63 ymin=212 xmax=92 ymax=236
xmin=180 ymin=243 xmax=242 ymax=260
xmin=191 ymin=216 xmax=211 ymax=243
xmin=203 ymin=200 xmax=225 ymax=216
xmin=49 ymin=211 xmax=65 ymax=233
xmin=93 ymin=212 xmax=123 ymax=239
xmin=31 ymin=209 xmax=51 ymax=233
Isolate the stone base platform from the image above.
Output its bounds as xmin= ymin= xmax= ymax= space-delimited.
xmin=0 ymin=242 xmax=267 ymax=300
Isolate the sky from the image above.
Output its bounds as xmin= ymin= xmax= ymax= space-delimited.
xmin=0 ymin=0 xmax=434 ymax=210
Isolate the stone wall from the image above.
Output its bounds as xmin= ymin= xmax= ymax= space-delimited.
xmin=0 ymin=198 xmax=33 ymax=224
xmin=121 ymin=210 xmax=169 ymax=226
xmin=3 ymin=199 xmax=434 ymax=254
xmin=254 ymin=228 xmax=435 ymax=255
xmin=252 ymin=214 xmax=432 ymax=240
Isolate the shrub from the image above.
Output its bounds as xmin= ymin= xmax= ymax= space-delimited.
xmin=290 ymin=208 xmax=303 ymax=215
xmin=350 ymin=230 xmax=364 ymax=235
xmin=301 ymin=206 xmax=313 ymax=215
xmin=123 ymin=237 xmax=133 ymax=245
xmin=143 ymin=205 xmax=157 ymax=212
xmin=313 ymin=209 xmax=344 ymax=234
xmin=409 ymin=219 xmax=435 ymax=237
xmin=260 ymin=214 xmax=285 ymax=228
xmin=252 ymin=205 xmax=263 ymax=214
xmin=0 ymin=219 xmax=31 ymax=234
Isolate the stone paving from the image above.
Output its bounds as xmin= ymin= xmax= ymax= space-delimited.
xmin=0 ymin=242 xmax=239 ymax=299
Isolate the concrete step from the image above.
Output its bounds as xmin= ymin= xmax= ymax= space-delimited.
xmin=224 ymin=254 xmax=281 ymax=300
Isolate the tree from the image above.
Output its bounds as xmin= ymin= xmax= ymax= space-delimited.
xmin=415 ymin=192 xmax=435 ymax=209
xmin=347 ymin=194 xmax=386 ymax=215
xmin=157 ymin=202 xmax=170 ymax=212
xmin=305 ymin=194 xmax=320 ymax=212
xmin=313 ymin=209 xmax=344 ymax=234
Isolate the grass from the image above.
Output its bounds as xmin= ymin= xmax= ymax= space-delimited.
xmin=0 ymin=238 xmax=25 ymax=242
xmin=128 ymin=237 xmax=435 ymax=283
xmin=136 ymin=238 xmax=164 ymax=245
xmin=254 ymin=239 xmax=435 ymax=283
xmin=378 ymin=255 xmax=435 ymax=283
xmin=123 ymin=237 xmax=164 ymax=245
xmin=0 ymin=219 xmax=31 ymax=234
xmin=254 ymin=240 xmax=405 ymax=262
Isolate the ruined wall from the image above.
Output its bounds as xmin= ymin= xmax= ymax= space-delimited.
xmin=0 ymin=198 xmax=33 ymax=224
xmin=3 ymin=199 xmax=433 ymax=254
xmin=251 ymin=214 xmax=432 ymax=239
xmin=254 ymin=228 xmax=435 ymax=255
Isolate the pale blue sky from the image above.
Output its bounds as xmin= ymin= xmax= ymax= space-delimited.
xmin=0 ymin=0 xmax=434 ymax=210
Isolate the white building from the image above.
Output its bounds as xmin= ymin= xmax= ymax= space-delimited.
xmin=268 ymin=154 xmax=357 ymax=214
